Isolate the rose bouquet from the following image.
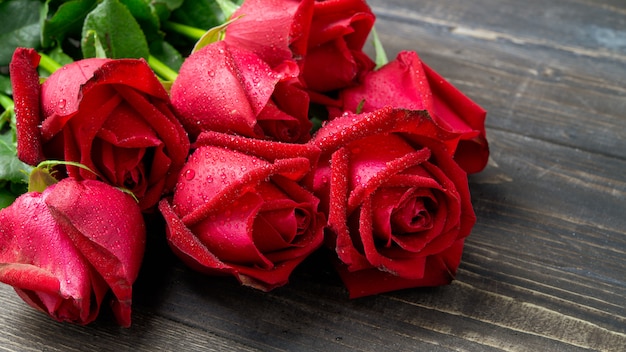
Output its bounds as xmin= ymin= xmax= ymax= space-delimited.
xmin=0 ymin=0 xmax=488 ymax=325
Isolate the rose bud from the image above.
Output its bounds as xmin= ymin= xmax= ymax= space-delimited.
xmin=9 ymin=48 xmax=190 ymax=210
xmin=301 ymin=0 xmax=376 ymax=93
xmin=224 ymin=0 xmax=314 ymax=70
xmin=0 ymin=178 xmax=146 ymax=326
xmin=170 ymin=41 xmax=312 ymax=143
xmin=309 ymin=107 xmax=476 ymax=298
xmin=331 ymin=50 xmax=489 ymax=174
xmin=159 ymin=132 xmax=325 ymax=291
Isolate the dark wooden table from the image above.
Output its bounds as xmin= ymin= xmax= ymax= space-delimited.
xmin=2 ymin=0 xmax=625 ymax=351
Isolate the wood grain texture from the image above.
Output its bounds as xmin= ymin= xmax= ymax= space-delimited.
xmin=1 ymin=0 xmax=625 ymax=351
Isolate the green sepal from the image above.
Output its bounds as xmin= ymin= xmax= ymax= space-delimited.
xmin=28 ymin=160 xmax=100 ymax=193
xmin=191 ymin=15 xmax=243 ymax=53
xmin=28 ymin=166 xmax=59 ymax=193
xmin=371 ymin=26 xmax=388 ymax=69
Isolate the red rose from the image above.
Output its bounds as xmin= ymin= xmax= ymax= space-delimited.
xmin=224 ymin=0 xmax=314 ymax=70
xmin=301 ymin=0 xmax=376 ymax=93
xmin=9 ymin=48 xmax=190 ymax=210
xmin=332 ymin=50 xmax=489 ymax=173
xmin=159 ymin=132 xmax=325 ymax=291
xmin=170 ymin=41 xmax=312 ymax=143
xmin=0 ymin=178 xmax=145 ymax=326
xmin=309 ymin=107 xmax=476 ymax=297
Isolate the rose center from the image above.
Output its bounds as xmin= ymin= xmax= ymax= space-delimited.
xmin=391 ymin=197 xmax=435 ymax=235
xmin=258 ymin=119 xmax=301 ymax=143
xmin=253 ymin=206 xmax=312 ymax=253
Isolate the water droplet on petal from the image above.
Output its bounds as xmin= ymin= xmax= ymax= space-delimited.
xmin=184 ymin=169 xmax=195 ymax=180
xmin=57 ymin=99 xmax=66 ymax=109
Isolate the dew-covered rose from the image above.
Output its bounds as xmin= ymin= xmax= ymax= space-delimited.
xmin=331 ymin=50 xmax=489 ymax=173
xmin=170 ymin=41 xmax=312 ymax=143
xmin=0 ymin=178 xmax=145 ymax=326
xmin=224 ymin=0 xmax=314 ymax=70
xmin=301 ymin=0 xmax=376 ymax=93
xmin=309 ymin=107 xmax=476 ymax=297
xmin=10 ymin=48 xmax=190 ymax=210
xmin=159 ymin=132 xmax=325 ymax=291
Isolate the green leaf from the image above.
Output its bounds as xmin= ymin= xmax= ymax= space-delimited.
xmin=81 ymin=0 xmax=150 ymax=59
xmin=156 ymin=0 xmax=184 ymax=10
xmin=120 ymin=0 xmax=162 ymax=42
xmin=0 ymin=0 xmax=45 ymax=66
xmin=170 ymin=0 xmax=226 ymax=30
xmin=42 ymin=0 xmax=98 ymax=48
xmin=150 ymin=0 xmax=184 ymax=24
xmin=0 ymin=179 xmax=28 ymax=209
xmin=0 ymin=188 xmax=19 ymax=209
xmin=0 ymin=130 xmax=32 ymax=185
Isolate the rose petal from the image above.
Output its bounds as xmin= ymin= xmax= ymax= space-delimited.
xmin=177 ymin=146 xmax=312 ymax=226
xmin=195 ymin=131 xmax=320 ymax=164
xmin=192 ymin=191 xmax=273 ymax=269
xmin=0 ymin=189 xmax=106 ymax=324
xmin=335 ymin=239 xmax=464 ymax=298
xmin=301 ymin=0 xmax=375 ymax=92
xmin=312 ymin=107 xmax=459 ymax=156
xmin=345 ymin=135 xmax=432 ymax=214
xmin=97 ymin=103 xmax=161 ymax=148
xmin=225 ymin=0 xmax=314 ymax=68
xmin=424 ymin=63 xmax=489 ymax=173
xmin=328 ymin=147 xmax=371 ymax=270
xmin=159 ymin=198 xmax=230 ymax=274
xmin=171 ymin=41 xmax=281 ymax=139
xmin=358 ymin=196 xmax=428 ymax=278
xmin=45 ymin=179 xmax=146 ymax=326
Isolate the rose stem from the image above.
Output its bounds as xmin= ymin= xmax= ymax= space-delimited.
xmin=163 ymin=21 xmax=206 ymax=40
xmin=37 ymin=53 xmax=63 ymax=74
xmin=148 ymin=55 xmax=179 ymax=82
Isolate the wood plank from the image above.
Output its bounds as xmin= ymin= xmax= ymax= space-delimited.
xmin=0 ymin=285 xmax=257 ymax=352
xmin=370 ymin=0 xmax=626 ymax=60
